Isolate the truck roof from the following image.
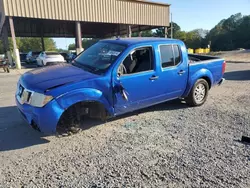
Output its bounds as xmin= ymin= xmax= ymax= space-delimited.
xmin=102 ymin=38 xmax=181 ymax=46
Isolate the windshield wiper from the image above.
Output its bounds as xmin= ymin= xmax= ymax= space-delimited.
xmin=73 ymin=60 xmax=100 ymax=74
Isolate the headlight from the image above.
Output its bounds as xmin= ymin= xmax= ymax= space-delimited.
xmin=30 ymin=92 xmax=53 ymax=107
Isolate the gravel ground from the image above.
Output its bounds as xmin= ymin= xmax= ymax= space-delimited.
xmin=0 ymin=63 xmax=250 ymax=188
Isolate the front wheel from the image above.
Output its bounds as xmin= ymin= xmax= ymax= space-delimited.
xmin=186 ymin=79 xmax=209 ymax=106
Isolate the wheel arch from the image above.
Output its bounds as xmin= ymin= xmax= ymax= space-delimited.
xmin=183 ymin=68 xmax=213 ymax=97
xmin=56 ymin=88 xmax=114 ymax=116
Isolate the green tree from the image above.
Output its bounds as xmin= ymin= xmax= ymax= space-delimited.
xmin=0 ymin=40 xmax=4 ymax=54
xmin=206 ymin=13 xmax=250 ymax=51
xmin=154 ymin=22 xmax=181 ymax=38
xmin=68 ymin=44 xmax=75 ymax=51
xmin=132 ymin=30 xmax=153 ymax=37
xmin=68 ymin=38 xmax=100 ymax=51
xmin=8 ymin=37 xmax=56 ymax=52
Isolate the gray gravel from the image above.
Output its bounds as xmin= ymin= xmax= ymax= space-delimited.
xmin=0 ymin=63 xmax=250 ymax=188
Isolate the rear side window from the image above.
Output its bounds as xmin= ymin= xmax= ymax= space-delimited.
xmin=173 ymin=45 xmax=181 ymax=65
xmin=160 ymin=45 xmax=182 ymax=68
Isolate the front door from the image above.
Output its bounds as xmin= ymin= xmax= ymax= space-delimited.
xmin=113 ymin=46 xmax=161 ymax=115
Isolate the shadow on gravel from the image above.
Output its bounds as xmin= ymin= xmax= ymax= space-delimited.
xmin=224 ymin=70 xmax=250 ymax=81
xmin=81 ymin=99 xmax=189 ymax=131
xmin=0 ymin=106 xmax=49 ymax=152
xmin=21 ymin=63 xmax=37 ymax=69
xmin=0 ymin=100 xmax=188 ymax=150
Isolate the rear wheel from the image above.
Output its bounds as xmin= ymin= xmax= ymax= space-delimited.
xmin=186 ymin=79 xmax=209 ymax=106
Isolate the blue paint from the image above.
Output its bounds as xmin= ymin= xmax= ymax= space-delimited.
xmin=15 ymin=38 xmax=225 ymax=133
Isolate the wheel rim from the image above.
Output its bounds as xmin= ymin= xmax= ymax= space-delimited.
xmin=194 ymin=83 xmax=206 ymax=103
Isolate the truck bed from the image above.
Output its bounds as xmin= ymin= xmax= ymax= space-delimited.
xmin=188 ymin=54 xmax=225 ymax=87
xmin=188 ymin=54 xmax=220 ymax=63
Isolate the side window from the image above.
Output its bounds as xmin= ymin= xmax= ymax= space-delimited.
xmin=160 ymin=45 xmax=175 ymax=68
xmin=118 ymin=47 xmax=153 ymax=76
xmin=160 ymin=45 xmax=182 ymax=68
xmin=173 ymin=45 xmax=181 ymax=65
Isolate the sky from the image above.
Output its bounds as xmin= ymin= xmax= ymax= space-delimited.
xmin=54 ymin=0 xmax=250 ymax=49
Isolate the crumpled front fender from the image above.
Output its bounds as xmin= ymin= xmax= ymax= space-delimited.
xmin=56 ymin=88 xmax=114 ymax=115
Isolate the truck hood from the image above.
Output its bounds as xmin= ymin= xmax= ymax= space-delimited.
xmin=21 ymin=63 xmax=98 ymax=92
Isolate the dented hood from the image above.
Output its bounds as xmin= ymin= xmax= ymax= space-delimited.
xmin=21 ymin=63 xmax=98 ymax=92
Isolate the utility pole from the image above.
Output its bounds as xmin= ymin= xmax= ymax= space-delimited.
xmin=171 ymin=13 xmax=173 ymax=39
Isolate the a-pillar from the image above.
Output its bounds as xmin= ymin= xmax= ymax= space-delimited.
xmin=2 ymin=24 xmax=12 ymax=65
xmin=9 ymin=17 xmax=21 ymax=69
xmin=75 ymin=21 xmax=83 ymax=55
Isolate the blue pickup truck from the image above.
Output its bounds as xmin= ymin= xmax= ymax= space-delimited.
xmin=16 ymin=38 xmax=226 ymax=134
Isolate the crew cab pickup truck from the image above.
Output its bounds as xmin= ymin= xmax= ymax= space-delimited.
xmin=15 ymin=38 xmax=226 ymax=134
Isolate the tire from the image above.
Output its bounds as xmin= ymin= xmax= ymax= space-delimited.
xmin=57 ymin=106 xmax=81 ymax=135
xmin=186 ymin=79 xmax=209 ymax=107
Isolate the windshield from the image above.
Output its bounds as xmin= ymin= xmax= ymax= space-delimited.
xmin=73 ymin=42 xmax=126 ymax=74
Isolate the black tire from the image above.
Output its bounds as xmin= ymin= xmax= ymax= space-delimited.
xmin=57 ymin=106 xmax=81 ymax=135
xmin=186 ymin=79 xmax=209 ymax=107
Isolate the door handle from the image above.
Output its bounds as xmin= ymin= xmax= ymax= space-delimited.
xmin=178 ymin=70 xmax=186 ymax=75
xmin=149 ymin=75 xmax=159 ymax=80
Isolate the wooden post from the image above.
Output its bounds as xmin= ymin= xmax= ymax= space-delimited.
xmin=9 ymin=17 xmax=21 ymax=69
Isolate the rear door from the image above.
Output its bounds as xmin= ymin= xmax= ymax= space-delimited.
xmin=156 ymin=44 xmax=188 ymax=99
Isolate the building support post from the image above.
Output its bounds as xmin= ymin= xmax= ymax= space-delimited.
xmin=116 ymin=24 xmax=120 ymax=38
xmin=138 ymin=26 xmax=142 ymax=37
xmin=164 ymin=27 xmax=168 ymax=38
xmin=41 ymin=36 xmax=45 ymax=51
xmin=9 ymin=17 xmax=21 ymax=69
xmin=2 ymin=25 xmax=12 ymax=65
xmin=75 ymin=21 xmax=83 ymax=55
xmin=127 ymin=25 xmax=132 ymax=38
xmin=41 ymin=24 xmax=45 ymax=51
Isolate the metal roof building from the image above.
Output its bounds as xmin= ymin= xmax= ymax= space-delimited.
xmin=0 ymin=0 xmax=170 ymax=69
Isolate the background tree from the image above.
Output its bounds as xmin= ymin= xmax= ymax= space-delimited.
xmin=132 ymin=30 xmax=153 ymax=37
xmin=206 ymin=13 xmax=250 ymax=51
xmin=5 ymin=37 xmax=57 ymax=52
xmin=0 ymin=40 xmax=4 ymax=54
